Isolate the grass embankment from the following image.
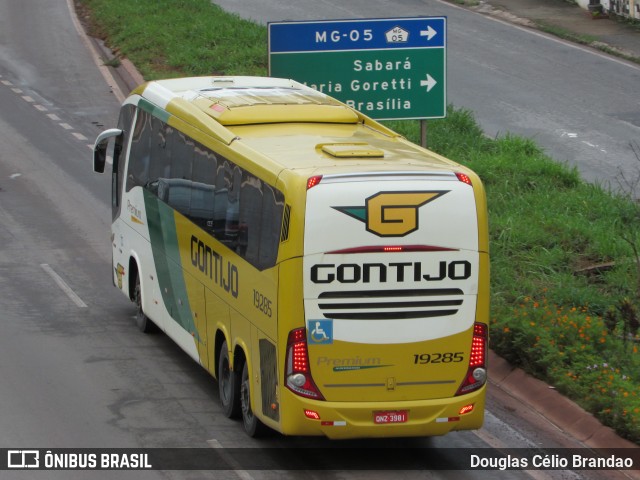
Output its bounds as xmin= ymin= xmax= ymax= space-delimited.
xmin=78 ymin=0 xmax=640 ymax=443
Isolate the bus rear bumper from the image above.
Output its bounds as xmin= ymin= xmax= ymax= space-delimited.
xmin=278 ymin=387 xmax=486 ymax=439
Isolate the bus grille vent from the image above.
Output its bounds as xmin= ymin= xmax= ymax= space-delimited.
xmin=317 ymin=288 xmax=464 ymax=320
xmin=280 ymin=204 xmax=291 ymax=243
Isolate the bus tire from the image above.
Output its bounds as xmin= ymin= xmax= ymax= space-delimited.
xmin=218 ymin=341 xmax=241 ymax=419
xmin=134 ymin=273 xmax=157 ymax=333
xmin=241 ymin=361 xmax=269 ymax=437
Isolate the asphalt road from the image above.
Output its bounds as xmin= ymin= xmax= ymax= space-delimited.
xmin=212 ymin=0 xmax=640 ymax=194
xmin=0 ymin=0 xmax=634 ymax=479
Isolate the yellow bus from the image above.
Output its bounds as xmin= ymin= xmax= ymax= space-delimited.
xmin=93 ymin=76 xmax=489 ymax=439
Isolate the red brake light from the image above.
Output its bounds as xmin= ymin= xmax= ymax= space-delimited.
xmin=455 ymin=172 xmax=472 ymax=186
xmin=327 ymin=245 xmax=457 ymax=254
xmin=456 ymin=322 xmax=488 ymax=396
xmin=292 ymin=340 xmax=309 ymax=372
xmin=307 ymin=175 xmax=323 ymax=189
xmin=285 ymin=328 xmax=324 ymax=400
xmin=469 ymin=323 xmax=487 ymax=367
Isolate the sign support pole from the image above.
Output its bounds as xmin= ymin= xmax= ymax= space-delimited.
xmin=420 ymin=120 xmax=427 ymax=148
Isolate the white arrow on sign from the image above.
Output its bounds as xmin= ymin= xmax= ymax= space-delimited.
xmin=420 ymin=74 xmax=437 ymax=92
xmin=420 ymin=26 xmax=437 ymax=41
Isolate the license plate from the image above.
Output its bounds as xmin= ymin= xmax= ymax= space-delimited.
xmin=373 ymin=410 xmax=408 ymax=424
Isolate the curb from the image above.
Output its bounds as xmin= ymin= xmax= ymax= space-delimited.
xmin=117 ymin=57 xmax=146 ymax=94
xmin=89 ymin=37 xmax=144 ymax=96
xmin=489 ymin=351 xmax=639 ymax=451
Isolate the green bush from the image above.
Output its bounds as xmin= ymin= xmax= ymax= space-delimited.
xmin=492 ymin=297 xmax=640 ymax=443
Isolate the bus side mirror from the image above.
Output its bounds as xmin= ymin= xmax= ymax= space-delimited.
xmin=93 ymin=128 xmax=123 ymax=174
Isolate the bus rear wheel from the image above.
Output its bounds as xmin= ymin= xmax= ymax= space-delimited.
xmin=240 ymin=361 xmax=269 ymax=437
xmin=218 ymin=341 xmax=241 ymax=419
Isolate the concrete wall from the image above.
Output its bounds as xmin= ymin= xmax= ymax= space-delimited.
xmin=576 ymin=0 xmax=640 ymax=19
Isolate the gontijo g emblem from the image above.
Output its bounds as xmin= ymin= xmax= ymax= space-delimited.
xmin=333 ymin=191 xmax=448 ymax=237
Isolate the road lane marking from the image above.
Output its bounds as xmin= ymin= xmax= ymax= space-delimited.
xmin=2 ymin=76 xmax=98 ymax=161
xmin=40 ymin=264 xmax=88 ymax=308
xmin=0 ymin=80 xmax=94 ymax=145
xmin=72 ymin=132 xmax=88 ymax=141
xmin=206 ymin=439 xmax=255 ymax=480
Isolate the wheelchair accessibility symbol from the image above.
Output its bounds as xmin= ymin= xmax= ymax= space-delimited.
xmin=308 ymin=319 xmax=333 ymax=345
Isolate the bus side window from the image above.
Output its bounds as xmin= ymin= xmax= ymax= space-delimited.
xmin=238 ymin=172 xmax=262 ymax=263
xmin=146 ymin=117 xmax=170 ymax=191
xmin=112 ymin=104 xmax=135 ymax=221
xmin=191 ymin=143 xmax=218 ymax=231
xmin=259 ymin=186 xmax=284 ymax=269
xmin=155 ymin=127 xmax=194 ymax=217
xmin=156 ymin=179 xmax=178 ymax=213
xmin=224 ymin=163 xmax=241 ymax=249
xmin=126 ymin=109 xmax=152 ymax=191
xmin=168 ymin=128 xmax=193 ymax=181
xmin=236 ymin=173 xmax=284 ymax=270
xmin=207 ymin=161 xmax=225 ymax=238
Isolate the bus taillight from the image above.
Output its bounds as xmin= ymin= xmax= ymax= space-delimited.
xmin=455 ymin=172 xmax=472 ymax=185
xmin=307 ymin=175 xmax=323 ymax=189
xmin=455 ymin=322 xmax=488 ymax=396
xmin=285 ymin=328 xmax=325 ymax=400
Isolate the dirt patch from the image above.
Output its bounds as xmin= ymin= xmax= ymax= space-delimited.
xmin=471 ymin=2 xmax=537 ymax=28
xmin=73 ymin=0 xmax=108 ymax=41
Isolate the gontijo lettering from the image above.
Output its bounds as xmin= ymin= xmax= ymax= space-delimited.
xmin=311 ymin=260 xmax=471 ymax=284
xmin=190 ymin=234 xmax=239 ymax=298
